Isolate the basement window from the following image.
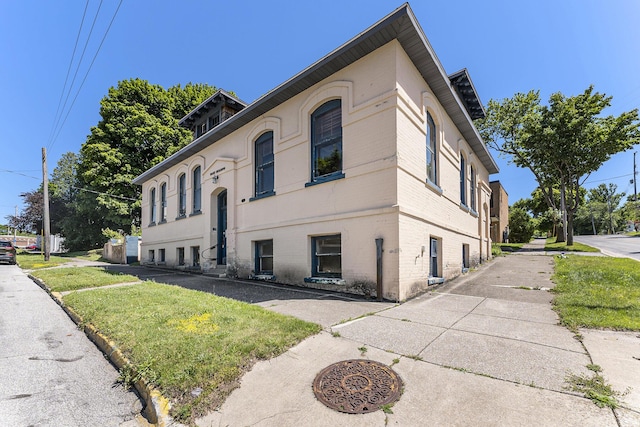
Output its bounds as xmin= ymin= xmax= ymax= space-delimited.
xmin=311 ymin=234 xmax=341 ymax=278
xmin=255 ymin=240 xmax=274 ymax=275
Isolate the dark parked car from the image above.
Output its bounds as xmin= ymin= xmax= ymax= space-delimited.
xmin=0 ymin=240 xmax=17 ymax=265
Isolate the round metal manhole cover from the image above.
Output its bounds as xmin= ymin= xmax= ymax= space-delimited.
xmin=312 ymin=359 xmax=403 ymax=414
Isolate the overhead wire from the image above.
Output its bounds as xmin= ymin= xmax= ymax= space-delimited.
xmin=0 ymin=169 xmax=41 ymax=180
xmin=71 ymin=186 xmax=138 ymax=201
xmin=47 ymin=0 xmax=90 ymax=146
xmin=584 ymin=173 xmax=633 ymax=185
xmin=48 ymin=0 xmax=124 ymax=152
xmin=48 ymin=0 xmax=104 ymax=150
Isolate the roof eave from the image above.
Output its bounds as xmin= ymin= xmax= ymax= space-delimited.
xmin=133 ymin=3 xmax=498 ymax=185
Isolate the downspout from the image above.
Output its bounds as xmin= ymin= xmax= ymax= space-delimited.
xmin=375 ymin=238 xmax=383 ymax=301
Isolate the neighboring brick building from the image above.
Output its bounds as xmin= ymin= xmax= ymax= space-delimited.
xmin=490 ymin=181 xmax=509 ymax=243
xmin=133 ymin=4 xmax=499 ymax=301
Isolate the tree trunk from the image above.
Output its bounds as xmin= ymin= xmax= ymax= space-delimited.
xmin=557 ymin=182 xmax=567 ymax=243
xmin=567 ymin=212 xmax=574 ymax=246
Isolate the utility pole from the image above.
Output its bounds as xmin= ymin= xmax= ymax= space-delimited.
xmin=634 ymin=151 xmax=637 ymax=202
xmin=42 ymin=148 xmax=50 ymax=261
xmin=13 ymin=205 xmax=17 ymax=245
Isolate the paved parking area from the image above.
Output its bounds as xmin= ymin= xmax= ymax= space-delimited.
xmin=104 ymin=265 xmax=392 ymax=326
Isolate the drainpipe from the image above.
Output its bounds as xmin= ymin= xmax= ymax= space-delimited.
xmin=375 ymin=238 xmax=383 ymax=301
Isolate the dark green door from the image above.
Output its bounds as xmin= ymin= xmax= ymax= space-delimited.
xmin=217 ymin=190 xmax=227 ymax=264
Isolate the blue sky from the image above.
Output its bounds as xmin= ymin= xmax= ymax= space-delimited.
xmin=1 ymin=1 xmax=639 ymax=224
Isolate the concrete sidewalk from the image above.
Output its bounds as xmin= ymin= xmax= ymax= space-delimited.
xmin=197 ymin=251 xmax=640 ymax=426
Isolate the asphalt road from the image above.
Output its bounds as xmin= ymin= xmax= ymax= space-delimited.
xmin=573 ymin=234 xmax=640 ymax=261
xmin=0 ymin=264 xmax=142 ymax=426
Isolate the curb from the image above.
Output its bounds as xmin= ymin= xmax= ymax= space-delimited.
xmin=28 ymin=274 xmax=177 ymax=427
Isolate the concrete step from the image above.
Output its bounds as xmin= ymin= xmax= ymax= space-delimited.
xmin=205 ymin=267 xmax=227 ymax=278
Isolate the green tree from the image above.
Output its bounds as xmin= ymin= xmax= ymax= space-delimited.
xmin=49 ymin=152 xmax=79 ymax=237
xmin=73 ymin=79 xmax=217 ymax=247
xmin=619 ymin=195 xmax=640 ymax=230
xmin=508 ymin=204 xmax=535 ymax=243
xmin=7 ymin=190 xmax=43 ymax=234
xmin=576 ymin=183 xmax=625 ymax=234
xmin=478 ymin=86 xmax=640 ymax=245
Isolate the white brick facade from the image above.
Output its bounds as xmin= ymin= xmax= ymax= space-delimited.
xmin=134 ymin=5 xmax=498 ymax=301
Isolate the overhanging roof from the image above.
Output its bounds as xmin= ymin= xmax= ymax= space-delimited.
xmin=449 ymin=69 xmax=486 ymax=120
xmin=179 ymin=89 xmax=247 ymax=128
xmin=133 ymin=3 xmax=498 ymax=185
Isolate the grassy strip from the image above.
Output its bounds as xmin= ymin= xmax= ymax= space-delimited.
xmin=492 ymin=243 xmax=525 ymax=257
xmin=545 ymin=237 xmax=599 ymax=252
xmin=17 ymin=252 xmax=70 ymax=269
xmin=18 ymin=249 xmax=105 ymax=269
xmin=31 ymin=267 xmax=139 ymax=292
xmin=61 ymin=249 xmax=104 ymax=261
xmin=552 ymin=256 xmax=640 ymax=330
xmin=63 ymin=282 xmax=321 ymax=423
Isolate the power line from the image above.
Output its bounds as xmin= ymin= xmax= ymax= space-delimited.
xmin=584 ymin=173 xmax=633 ymax=185
xmin=48 ymin=0 xmax=104 ymax=149
xmin=1 ymin=169 xmax=137 ymax=201
xmin=0 ymin=169 xmax=40 ymax=180
xmin=71 ymin=186 xmax=138 ymax=201
xmin=48 ymin=0 xmax=91 ymax=146
xmin=48 ymin=0 xmax=124 ymax=151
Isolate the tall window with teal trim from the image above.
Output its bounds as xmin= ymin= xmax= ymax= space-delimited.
xmin=311 ymin=100 xmax=342 ymax=181
xmin=460 ymin=155 xmax=466 ymax=205
xmin=178 ymin=174 xmax=186 ymax=217
xmin=426 ymin=112 xmax=437 ymax=184
xmin=160 ymin=183 xmax=167 ymax=222
xmin=150 ymin=188 xmax=156 ymax=224
xmin=192 ymin=166 xmax=201 ymax=213
xmin=255 ymin=131 xmax=274 ymax=196
xmin=470 ymin=165 xmax=476 ymax=211
xmin=430 ymin=237 xmax=439 ymax=277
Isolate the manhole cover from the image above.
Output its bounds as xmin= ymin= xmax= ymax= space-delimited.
xmin=312 ymin=359 xmax=403 ymax=414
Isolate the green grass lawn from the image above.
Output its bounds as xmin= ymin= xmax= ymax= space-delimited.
xmin=31 ymin=267 xmax=140 ymax=292
xmin=63 ymin=282 xmax=321 ymax=422
xmin=491 ymin=242 xmax=525 ymax=256
xmin=61 ymin=249 xmax=104 ymax=261
xmin=552 ymin=256 xmax=640 ymax=330
xmin=17 ymin=252 xmax=70 ymax=269
xmin=18 ymin=248 xmax=105 ymax=269
xmin=545 ymin=237 xmax=599 ymax=252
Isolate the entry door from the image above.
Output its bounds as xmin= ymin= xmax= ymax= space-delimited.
xmin=217 ymin=190 xmax=227 ymax=265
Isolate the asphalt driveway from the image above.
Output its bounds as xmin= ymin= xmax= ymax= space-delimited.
xmin=103 ymin=264 xmax=392 ymax=327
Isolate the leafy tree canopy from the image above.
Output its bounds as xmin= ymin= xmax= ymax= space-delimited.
xmin=477 ymin=86 xmax=640 ymax=244
xmin=7 ymin=190 xmax=43 ymax=234
xmin=73 ymin=79 xmax=217 ymax=246
xmin=508 ymin=204 xmax=535 ymax=243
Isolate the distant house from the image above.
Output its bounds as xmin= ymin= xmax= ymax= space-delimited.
xmin=132 ymin=4 xmax=499 ymax=301
xmin=490 ymin=181 xmax=509 ymax=243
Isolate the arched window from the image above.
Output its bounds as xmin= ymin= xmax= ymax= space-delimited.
xmin=192 ymin=166 xmax=201 ymax=213
xmin=149 ymin=188 xmax=156 ymax=224
xmin=311 ymin=99 xmax=342 ymax=181
xmin=470 ymin=165 xmax=476 ymax=211
xmin=426 ymin=112 xmax=437 ymax=184
xmin=160 ymin=183 xmax=167 ymax=222
xmin=178 ymin=173 xmax=186 ymax=217
xmin=460 ymin=155 xmax=466 ymax=206
xmin=255 ymin=131 xmax=274 ymax=197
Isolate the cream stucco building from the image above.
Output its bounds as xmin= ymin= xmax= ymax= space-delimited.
xmin=132 ymin=4 xmax=499 ymax=302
